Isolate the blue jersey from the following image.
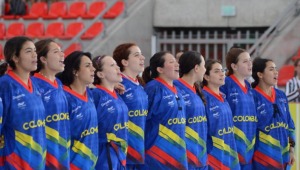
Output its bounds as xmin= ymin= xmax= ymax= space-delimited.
xmin=120 ymin=75 xmax=148 ymax=165
xmin=203 ymin=86 xmax=239 ymax=170
xmin=32 ymin=73 xmax=70 ymax=170
xmin=144 ymin=78 xmax=188 ymax=170
xmin=0 ymin=71 xmax=46 ymax=170
xmin=63 ymin=86 xmax=98 ymax=170
xmin=252 ymin=87 xmax=295 ymax=170
xmin=92 ymin=85 xmax=129 ymax=169
xmin=0 ymin=96 xmax=2 ymax=131
xmin=174 ymin=79 xmax=208 ymax=169
xmin=220 ymin=75 xmax=257 ymax=165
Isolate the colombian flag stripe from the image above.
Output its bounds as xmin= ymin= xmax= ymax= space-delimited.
xmin=70 ymin=163 xmax=80 ymax=170
xmin=45 ymin=126 xmax=70 ymax=148
xmin=208 ymin=154 xmax=230 ymax=170
xmin=211 ymin=136 xmax=238 ymax=158
xmin=185 ymin=126 xmax=206 ymax=147
xmin=159 ymin=124 xmax=185 ymax=148
xmin=15 ymin=131 xmax=44 ymax=156
xmin=128 ymin=121 xmax=144 ymax=139
xmin=127 ymin=146 xmax=143 ymax=162
xmin=187 ymin=150 xmax=201 ymax=166
xmin=253 ymin=150 xmax=282 ymax=169
xmin=72 ymin=140 xmax=97 ymax=163
xmin=6 ymin=152 xmax=33 ymax=170
xmin=46 ymin=152 xmax=66 ymax=169
xmin=146 ymin=146 xmax=185 ymax=169
xmin=107 ymin=133 xmax=128 ymax=153
xmin=259 ymin=131 xmax=280 ymax=147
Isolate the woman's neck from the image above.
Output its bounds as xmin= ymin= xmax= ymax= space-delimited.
xmin=39 ymin=69 xmax=56 ymax=82
xmin=70 ymin=80 xmax=87 ymax=95
xmin=122 ymin=69 xmax=138 ymax=80
xmin=99 ymin=80 xmax=115 ymax=92
xmin=233 ymin=73 xmax=246 ymax=86
xmin=181 ymin=74 xmax=195 ymax=87
xmin=257 ymin=82 xmax=273 ymax=96
xmin=207 ymin=84 xmax=220 ymax=94
xmin=13 ymin=69 xmax=30 ymax=85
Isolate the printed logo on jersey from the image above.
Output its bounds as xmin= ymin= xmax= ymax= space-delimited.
xmin=188 ymin=116 xmax=207 ymax=124
xmin=264 ymin=122 xmax=288 ymax=132
xmin=128 ymin=109 xmax=148 ymax=117
xmin=44 ymin=95 xmax=51 ymax=102
xmin=125 ymin=87 xmax=132 ymax=93
xmin=13 ymin=94 xmax=25 ymax=100
xmin=257 ymin=102 xmax=266 ymax=115
xmin=101 ymin=99 xmax=112 ymax=107
xmin=168 ymin=118 xmax=186 ymax=125
xmin=182 ymin=93 xmax=192 ymax=107
xmin=163 ymin=94 xmax=173 ymax=100
xmin=210 ymin=105 xmax=220 ymax=118
xmin=81 ymin=126 xmax=98 ymax=138
xmin=23 ymin=119 xmax=46 ymax=130
xmin=17 ymin=101 xmax=26 ymax=109
xmin=218 ymin=126 xmax=234 ymax=136
xmin=114 ymin=121 xmax=129 ymax=131
xmin=229 ymin=91 xmax=239 ymax=103
xmin=125 ymin=93 xmax=134 ymax=100
xmin=168 ymin=100 xmax=175 ymax=107
xmin=233 ymin=116 xmax=258 ymax=122
xmin=75 ymin=113 xmax=83 ymax=120
xmin=107 ymin=106 xmax=116 ymax=113
xmin=46 ymin=112 xmax=69 ymax=123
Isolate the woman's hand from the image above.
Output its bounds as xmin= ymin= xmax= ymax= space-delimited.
xmin=288 ymin=147 xmax=295 ymax=165
xmin=114 ymin=83 xmax=125 ymax=94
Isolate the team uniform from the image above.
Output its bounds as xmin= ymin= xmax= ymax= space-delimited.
xmin=0 ymin=71 xmax=46 ymax=169
xmin=252 ymin=87 xmax=295 ymax=170
xmin=143 ymin=78 xmax=188 ymax=170
xmin=32 ymin=73 xmax=70 ymax=170
xmin=92 ymin=85 xmax=128 ymax=170
xmin=202 ymin=86 xmax=240 ymax=170
xmin=220 ymin=75 xmax=257 ymax=169
xmin=119 ymin=75 xmax=148 ymax=168
xmin=174 ymin=79 xmax=208 ymax=170
xmin=63 ymin=86 xmax=98 ymax=170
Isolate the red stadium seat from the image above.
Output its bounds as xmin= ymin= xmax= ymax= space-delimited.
xmin=82 ymin=1 xmax=107 ymax=19
xmin=6 ymin=22 xmax=25 ymax=39
xmin=43 ymin=2 xmax=67 ymax=19
xmin=43 ymin=22 xmax=64 ymax=38
xmin=62 ymin=1 xmax=87 ymax=19
xmin=0 ymin=23 xmax=5 ymax=40
xmin=64 ymin=43 xmax=82 ymax=57
xmin=81 ymin=22 xmax=104 ymax=39
xmin=25 ymin=22 xmax=44 ymax=38
xmin=59 ymin=22 xmax=84 ymax=39
xmin=103 ymin=1 xmax=124 ymax=19
xmin=23 ymin=2 xmax=48 ymax=19
xmin=0 ymin=44 xmax=4 ymax=61
xmin=278 ymin=65 xmax=294 ymax=86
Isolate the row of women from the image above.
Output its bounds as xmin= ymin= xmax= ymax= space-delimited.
xmin=0 ymin=36 xmax=296 ymax=170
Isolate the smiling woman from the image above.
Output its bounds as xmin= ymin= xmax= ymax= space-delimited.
xmin=0 ymin=36 xmax=46 ymax=169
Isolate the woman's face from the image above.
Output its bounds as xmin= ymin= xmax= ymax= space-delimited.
xmin=158 ymin=53 xmax=179 ymax=81
xmin=124 ymin=46 xmax=145 ymax=74
xmin=205 ymin=62 xmax=225 ymax=87
xmin=232 ymin=52 xmax=252 ymax=78
xmin=43 ymin=42 xmax=65 ymax=73
xmin=13 ymin=41 xmax=37 ymax=73
xmin=196 ymin=55 xmax=206 ymax=82
xmin=76 ymin=55 xmax=95 ymax=85
xmin=260 ymin=61 xmax=278 ymax=86
xmin=99 ymin=56 xmax=122 ymax=84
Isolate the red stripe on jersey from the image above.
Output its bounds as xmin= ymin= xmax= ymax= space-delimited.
xmin=187 ymin=150 xmax=201 ymax=167
xmin=146 ymin=146 xmax=185 ymax=169
xmin=208 ymin=154 xmax=230 ymax=170
xmin=6 ymin=152 xmax=33 ymax=170
xmin=0 ymin=156 xmax=5 ymax=166
xmin=127 ymin=145 xmax=143 ymax=162
xmin=253 ymin=150 xmax=282 ymax=169
xmin=238 ymin=153 xmax=246 ymax=164
xmin=70 ymin=163 xmax=81 ymax=170
xmin=46 ymin=152 xmax=66 ymax=170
